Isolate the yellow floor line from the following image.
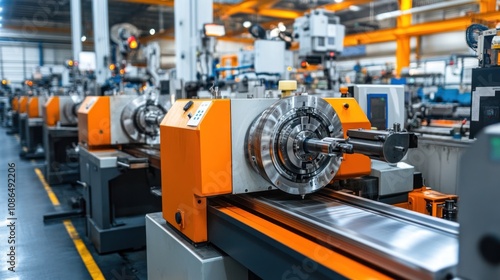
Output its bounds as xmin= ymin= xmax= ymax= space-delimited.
xmin=34 ymin=168 xmax=105 ymax=280
xmin=34 ymin=168 xmax=60 ymax=206
xmin=63 ymin=220 xmax=105 ymax=280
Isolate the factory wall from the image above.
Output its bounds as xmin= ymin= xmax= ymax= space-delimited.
xmin=0 ymin=41 xmax=72 ymax=86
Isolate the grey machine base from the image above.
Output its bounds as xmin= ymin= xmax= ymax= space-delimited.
xmin=87 ymin=215 xmax=147 ymax=254
xmin=20 ymin=117 xmax=44 ymax=159
xmin=44 ymin=126 xmax=80 ymax=185
xmin=80 ymin=148 xmax=162 ymax=254
xmin=146 ymin=213 xmax=248 ymax=280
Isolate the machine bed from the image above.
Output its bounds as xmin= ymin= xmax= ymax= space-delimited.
xmin=208 ymin=190 xmax=458 ymax=279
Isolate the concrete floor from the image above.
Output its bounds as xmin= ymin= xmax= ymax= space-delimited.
xmin=0 ymin=125 xmax=147 ymax=280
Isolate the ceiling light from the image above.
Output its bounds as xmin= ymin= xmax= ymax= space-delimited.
xmin=81 ymin=35 xmax=87 ymax=42
xmin=278 ymin=22 xmax=286 ymax=32
xmin=0 ymin=24 xmax=3 ymax=28
xmin=349 ymin=5 xmax=361 ymax=12
xmin=0 ymin=16 xmax=3 ymax=20
xmin=243 ymin=21 xmax=251 ymax=28
xmin=149 ymin=28 xmax=155 ymax=35
xmin=334 ymin=0 xmax=343 ymax=3
xmin=0 ymin=7 xmax=3 ymax=12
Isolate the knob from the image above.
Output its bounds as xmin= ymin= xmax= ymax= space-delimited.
xmin=174 ymin=211 xmax=182 ymax=225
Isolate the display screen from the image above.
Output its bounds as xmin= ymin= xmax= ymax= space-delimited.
xmin=368 ymin=95 xmax=387 ymax=130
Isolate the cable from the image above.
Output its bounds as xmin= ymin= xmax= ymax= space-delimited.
xmin=465 ymin=24 xmax=488 ymax=51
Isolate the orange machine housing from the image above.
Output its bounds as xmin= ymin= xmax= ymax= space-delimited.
xmin=18 ymin=96 xmax=28 ymax=114
xmin=11 ymin=97 xmax=19 ymax=112
xmin=161 ymin=97 xmax=372 ymax=243
xmin=77 ymin=96 xmax=111 ymax=148
xmin=43 ymin=96 xmax=60 ymax=126
xmin=407 ymin=187 xmax=458 ymax=218
xmin=27 ymin=96 xmax=40 ymax=118
xmin=327 ymin=98 xmax=371 ymax=178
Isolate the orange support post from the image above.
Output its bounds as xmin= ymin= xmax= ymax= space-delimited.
xmin=396 ymin=0 xmax=412 ymax=77
xmin=480 ymin=0 xmax=497 ymax=13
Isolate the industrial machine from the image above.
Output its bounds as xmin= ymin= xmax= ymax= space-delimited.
xmin=467 ymin=25 xmax=500 ymax=138
xmin=5 ymin=95 xmax=19 ymax=134
xmin=458 ymin=123 xmax=500 ymax=279
xmin=78 ymin=92 xmax=169 ymax=253
xmin=43 ymin=95 xmax=82 ymax=184
xmin=348 ymin=84 xmax=405 ymax=130
xmin=294 ymin=9 xmax=345 ymax=92
xmin=146 ymin=91 xmax=468 ymax=279
xmin=19 ymin=94 xmax=46 ymax=159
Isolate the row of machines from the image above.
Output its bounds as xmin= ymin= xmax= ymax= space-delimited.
xmin=43 ymin=95 xmax=82 ymax=184
xmin=77 ymin=92 xmax=170 ymax=253
xmin=147 ymin=86 xmax=498 ymax=279
xmin=6 ymin=94 xmax=46 ymax=159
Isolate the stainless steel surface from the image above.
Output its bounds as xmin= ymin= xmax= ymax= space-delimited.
xmin=370 ymin=160 xmax=414 ymax=196
xmin=231 ymin=98 xmax=277 ymax=194
xmin=146 ymin=213 xmax=248 ymax=280
xmin=404 ymin=135 xmax=472 ymax=194
xmin=110 ymin=95 xmax=136 ymax=145
xmin=120 ymin=95 xmax=169 ymax=144
xmin=61 ymin=95 xmax=82 ymax=126
xmin=226 ymin=190 xmax=458 ymax=279
xmin=28 ymin=117 xmax=44 ymax=126
xmin=458 ymin=124 xmax=500 ymax=279
xmin=79 ymin=146 xmax=128 ymax=168
xmin=246 ymin=95 xmax=343 ymax=195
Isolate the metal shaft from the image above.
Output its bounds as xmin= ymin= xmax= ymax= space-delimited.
xmin=303 ymin=137 xmax=353 ymax=155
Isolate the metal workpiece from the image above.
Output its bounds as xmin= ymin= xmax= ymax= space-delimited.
xmin=211 ymin=190 xmax=458 ymax=279
xmin=347 ymin=126 xmax=418 ymax=163
xmin=246 ymin=95 xmax=343 ymax=195
xmin=303 ymin=137 xmax=353 ymax=155
xmin=120 ymin=95 xmax=169 ymax=144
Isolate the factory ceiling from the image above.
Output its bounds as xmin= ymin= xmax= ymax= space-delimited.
xmin=0 ymin=0 xmax=484 ymax=44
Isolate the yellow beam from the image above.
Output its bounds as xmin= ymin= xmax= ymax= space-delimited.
xmin=218 ymin=37 xmax=255 ymax=44
xmin=258 ymin=0 xmax=280 ymax=10
xmin=344 ymin=10 xmax=500 ymax=46
xmin=480 ymin=0 xmax=497 ymax=12
xmin=219 ymin=0 xmax=259 ymax=20
xmin=238 ymin=8 xmax=302 ymax=19
xmin=396 ymin=0 xmax=412 ymax=76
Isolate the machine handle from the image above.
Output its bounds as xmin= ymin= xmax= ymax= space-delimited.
xmin=116 ymin=157 xmax=149 ymax=169
xmin=76 ymin=180 xmax=88 ymax=188
xmin=116 ymin=161 xmax=131 ymax=168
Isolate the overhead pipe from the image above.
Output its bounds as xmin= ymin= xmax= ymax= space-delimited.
xmin=375 ymin=0 xmax=476 ymax=20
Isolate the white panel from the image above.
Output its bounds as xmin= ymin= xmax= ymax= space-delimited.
xmin=254 ymin=40 xmax=285 ymax=74
xmin=421 ymin=31 xmax=470 ymax=56
xmin=216 ymin=40 xmax=250 ymax=54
